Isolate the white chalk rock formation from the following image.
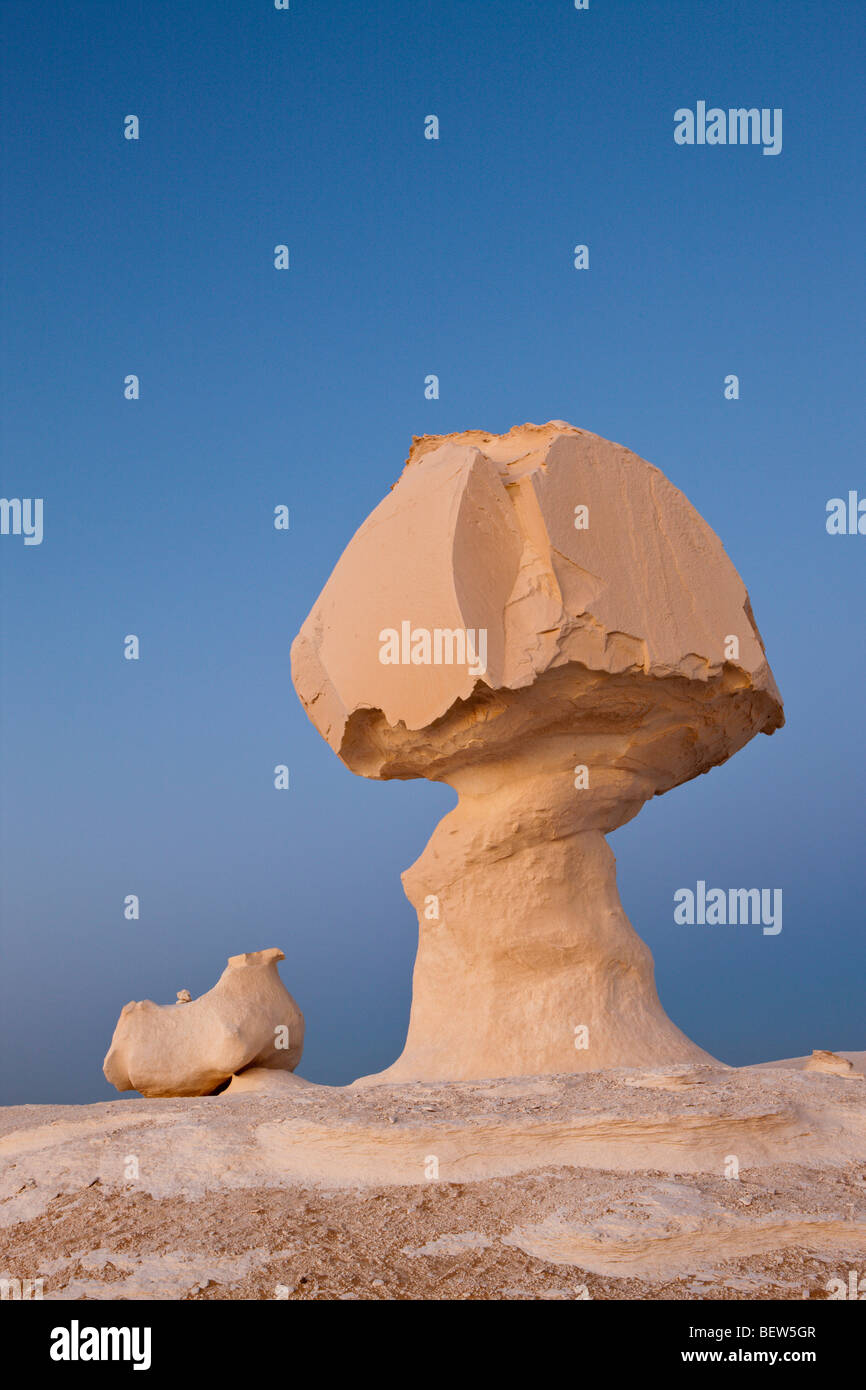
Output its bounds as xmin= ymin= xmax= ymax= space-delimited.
xmin=292 ymin=422 xmax=784 ymax=1082
xmin=221 ymin=1066 xmax=320 ymax=1095
xmin=103 ymin=948 xmax=304 ymax=1097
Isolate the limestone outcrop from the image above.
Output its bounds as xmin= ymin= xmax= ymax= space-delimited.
xmin=805 ymin=1049 xmax=862 ymax=1078
xmin=103 ymin=948 xmax=304 ymax=1097
xmin=291 ymin=422 xmax=784 ymax=1082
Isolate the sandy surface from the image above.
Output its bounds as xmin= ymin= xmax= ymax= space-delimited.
xmin=2 ymin=1061 xmax=864 ymax=1300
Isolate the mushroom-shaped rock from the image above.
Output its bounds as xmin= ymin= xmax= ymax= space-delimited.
xmin=292 ymin=422 xmax=784 ymax=1083
xmin=103 ymin=948 xmax=304 ymax=1097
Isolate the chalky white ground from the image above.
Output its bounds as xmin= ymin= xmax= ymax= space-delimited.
xmin=2 ymin=1056 xmax=864 ymax=1300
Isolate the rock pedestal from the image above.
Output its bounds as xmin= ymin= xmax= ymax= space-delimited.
xmin=292 ymin=422 xmax=784 ymax=1082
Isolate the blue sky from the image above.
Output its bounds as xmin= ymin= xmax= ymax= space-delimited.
xmin=1 ymin=0 xmax=864 ymax=1102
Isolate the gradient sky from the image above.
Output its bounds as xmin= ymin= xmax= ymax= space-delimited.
xmin=1 ymin=0 xmax=864 ymax=1103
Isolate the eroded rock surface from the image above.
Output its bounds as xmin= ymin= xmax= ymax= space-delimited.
xmin=292 ymin=422 xmax=785 ymax=1082
xmin=805 ymin=1050 xmax=862 ymax=1078
xmin=103 ymin=949 xmax=304 ymax=1097
xmin=2 ymin=1064 xmax=865 ymax=1302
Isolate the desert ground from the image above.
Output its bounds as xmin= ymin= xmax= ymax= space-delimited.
xmin=2 ymin=1057 xmax=864 ymax=1301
